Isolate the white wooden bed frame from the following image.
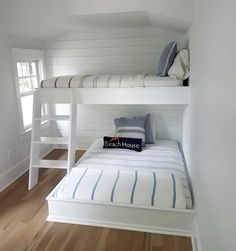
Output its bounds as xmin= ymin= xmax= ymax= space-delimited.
xmin=29 ymin=86 xmax=199 ymax=250
xmin=46 ymin=177 xmax=196 ymax=241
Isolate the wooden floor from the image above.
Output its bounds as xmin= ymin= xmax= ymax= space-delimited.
xmin=0 ymin=149 xmax=192 ymax=251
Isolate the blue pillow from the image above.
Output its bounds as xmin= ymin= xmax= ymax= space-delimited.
xmin=156 ymin=41 xmax=177 ymax=77
xmin=114 ymin=117 xmax=146 ymax=143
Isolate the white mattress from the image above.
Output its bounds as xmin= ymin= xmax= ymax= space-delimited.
xmin=52 ymin=139 xmax=192 ymax=210
xmin=40 ymin=74 xmax=182 ymax=88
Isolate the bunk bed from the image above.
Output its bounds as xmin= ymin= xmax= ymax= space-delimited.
xmin=28 ymin=73 xmax=195 ymax=248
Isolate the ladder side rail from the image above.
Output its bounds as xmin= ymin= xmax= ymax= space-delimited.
xmin=67 ymin=90 xmax=77 ymax=173
xmin=28 ymin=90 xmax=41 ymax=190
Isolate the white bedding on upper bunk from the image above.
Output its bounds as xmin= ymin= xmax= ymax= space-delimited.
xmin=53 ymin=139 xmax=192 ymax=210
xmin=40 ymin=74 xmax=182 ymax=88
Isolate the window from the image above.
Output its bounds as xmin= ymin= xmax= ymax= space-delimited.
xmin=12 ymin=49 xmax=46 ymax=134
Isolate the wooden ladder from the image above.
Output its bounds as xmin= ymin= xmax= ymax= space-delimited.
xmin=28 ymin=90 xmax=77 ymax=190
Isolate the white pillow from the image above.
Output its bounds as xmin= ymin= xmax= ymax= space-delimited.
xmin=168 ymin=49 xmax=189 ymax=80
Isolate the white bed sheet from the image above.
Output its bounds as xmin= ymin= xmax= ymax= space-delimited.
xmin=53 ymin=139 xmax=192 ymax=209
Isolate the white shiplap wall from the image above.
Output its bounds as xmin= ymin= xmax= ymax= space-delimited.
xmin=45 ymin=27 xmax=187 ymax=148
xmin=45 ymin=27 xmax=186 ymax=77
xmin=52 ymin=105 xmax=185 ymax=150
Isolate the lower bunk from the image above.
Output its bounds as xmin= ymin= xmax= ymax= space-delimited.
xmin=47 ymin=197 xmax=195 ymax=237
xmin=46 ymin=139 xmax=196 ymax=243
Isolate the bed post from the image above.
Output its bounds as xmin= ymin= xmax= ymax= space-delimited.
xmin=67 ymin=90 xmax=77 ymax=172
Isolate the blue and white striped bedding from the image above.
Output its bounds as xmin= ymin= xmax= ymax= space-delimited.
xmin=40 ymin=74 xmax=182 ymax=88
xmin=53 ymin=139 xmax=192 ymax=209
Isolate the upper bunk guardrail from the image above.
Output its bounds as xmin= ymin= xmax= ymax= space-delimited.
xmin=37 ymin=87 xmax=190 ymax=105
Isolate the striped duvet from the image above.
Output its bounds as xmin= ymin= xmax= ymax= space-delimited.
xmin=53 ymin=139 xmax=192 ymax=209
xmin=40 ymin=74 xmax=182 ymax=88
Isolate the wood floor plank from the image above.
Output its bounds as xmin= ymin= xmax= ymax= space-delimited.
xmin=96 ymin=227 xmax=110 ymax=251
xmin=144 ymin=232 xmax=151 ymax=251
xmin=61 ymin=225 xmax=84 ymax=251
xmin=0 ymin=149 xmax=192 ymax=251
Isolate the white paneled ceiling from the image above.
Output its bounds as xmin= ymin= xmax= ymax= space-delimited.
xmin=7 ymin=11 xmax=192 ymax=40
xmin=1 ymin=0 xmax=194 ymax=40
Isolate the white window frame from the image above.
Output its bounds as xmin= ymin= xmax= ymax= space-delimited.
xmin=12 ymin=48 xmax=46 ymax=136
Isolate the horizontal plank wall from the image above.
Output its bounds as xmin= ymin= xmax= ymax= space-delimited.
xmin=45 ymin=27 xmax=186 ymax=77
xmin=51 ymin=105 xmax=185 ymax=150
xmin=44 ymin=27 xmax=187 ymax=149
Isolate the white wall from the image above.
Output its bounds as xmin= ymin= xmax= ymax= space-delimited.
xmin=0 ymin=3 xmax=45 ymax=191
xmin=53 ymin=105 xmax=186 ymax=149
xmin=189 ymin=0 xmax=236 ymax=250
xmin=0 ymin=35 xmax=33 ymax=190
xmin=45 ymin=27 xmax=186 ymax=77
xmin=0 ymin=35 xmax=50 ymax=191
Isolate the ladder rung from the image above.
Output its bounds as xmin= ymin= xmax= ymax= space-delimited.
xmin=33 ymin=137 xmax=68 ymax=145
xmin=34 ymin=115 xmax=70 ymax=121
xmin=32 ymin=159 xmax=68 ymax=169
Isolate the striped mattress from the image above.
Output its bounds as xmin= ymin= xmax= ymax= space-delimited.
xmin=53 ymin=139 xmax=192 ymax=209
xmin=40 ymin=74 xmax=182 ymax=88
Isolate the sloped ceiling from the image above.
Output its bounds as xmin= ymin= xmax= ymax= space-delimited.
xmin=1 ymin=0 xmax=194 ymax=40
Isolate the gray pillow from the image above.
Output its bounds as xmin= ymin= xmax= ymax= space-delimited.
xmin=114 ymin=117 xmax=146 ymax=144
xmin=156 ymin=41 xmax=177 ymax=77
xmin=145 ymin=113 xmax=157 ymax=144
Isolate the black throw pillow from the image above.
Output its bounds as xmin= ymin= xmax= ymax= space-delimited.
xmin=103 ymin=136 xmax=142 ymax=152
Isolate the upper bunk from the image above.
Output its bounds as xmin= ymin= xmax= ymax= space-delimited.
xmin=37 ymin=73 xmax=190 ymax=105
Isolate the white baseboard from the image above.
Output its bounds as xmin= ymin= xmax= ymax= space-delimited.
xmin=0 ymin=145 xmax=54 ymax=192
xmin=0 ymin=156 xmax=29 ymax=192
xmin=47 ymin=215 xmax=194 ymax=237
